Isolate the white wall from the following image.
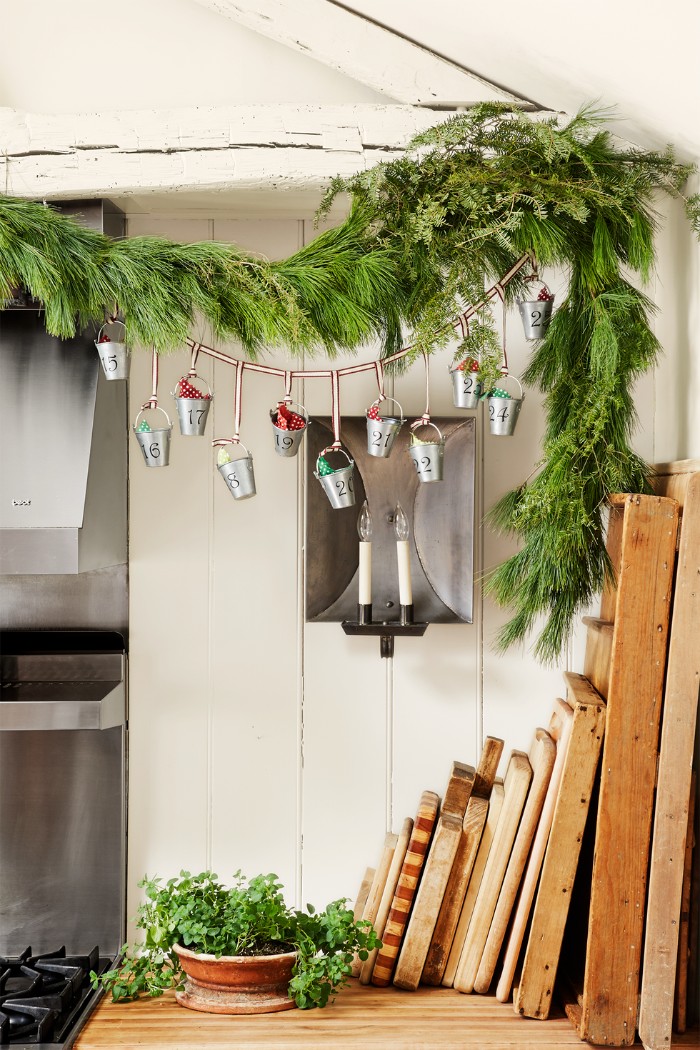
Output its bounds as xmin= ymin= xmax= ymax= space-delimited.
xmin=125 ymin=212 xmax=566 ymax=920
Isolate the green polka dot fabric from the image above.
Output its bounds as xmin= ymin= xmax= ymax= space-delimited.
xmin=489 ymin=387 xmax=512 ymax=399
xmin=317 ymin=456 xmax=334 ymax=476
xmin=136 ymin=419 xmax=151 ymax=432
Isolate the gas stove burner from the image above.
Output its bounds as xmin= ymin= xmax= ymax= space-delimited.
xmin=0 ymin=947 xmax=112 ymax=1047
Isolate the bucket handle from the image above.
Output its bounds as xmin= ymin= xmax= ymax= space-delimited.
xmin=172 ymin=374 xmax=213 ymax=399
xmin=409 ymin=419 xmax=443 ymax=443
xmin=134 ymin=405 xmax=172 ymax=429
xmin=316 ymin=445 xmax=353 ymax=471
xmin=489 ymin=374 xmax=524 ymax=401
xmin=517 ymin=277 xmax=552 ymax=302
xmin=97 ymin=319 xmax=126 ymax=343
xmin=367 ymin=396 xmax=404 ymax=421
xmin=274 ymin=400 xmax=308 ymax=423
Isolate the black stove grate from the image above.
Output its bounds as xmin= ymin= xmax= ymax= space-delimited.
xmin=0 ymin=947 xmax=111 ymax=1046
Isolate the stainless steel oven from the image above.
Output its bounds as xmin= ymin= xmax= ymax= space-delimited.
xmin=0 ymin=630 xmax=126 ymax=1048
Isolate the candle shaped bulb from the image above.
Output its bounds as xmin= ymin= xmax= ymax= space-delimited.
xmin=394 ymin=503 xmax=413 ymax=606
xmin=357 ymin=499 xmax=373 ymax=542
xmin=357 ymin=500 xmax=372 ymax=608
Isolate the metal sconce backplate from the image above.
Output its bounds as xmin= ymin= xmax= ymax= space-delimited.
xmin=305 ymin=417 xmax=475 ymax=624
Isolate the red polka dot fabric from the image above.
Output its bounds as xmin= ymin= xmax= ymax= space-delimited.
xmin=177 ymin=377 xmax=211 ymax=399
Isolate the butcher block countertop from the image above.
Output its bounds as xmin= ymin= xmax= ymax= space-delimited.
xmin=74 ymin=982 xmax=700 ymax=1049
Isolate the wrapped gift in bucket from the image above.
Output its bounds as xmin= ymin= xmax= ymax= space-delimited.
xmin=133 ymin=407 xmax=173 ymax=467
xmin=173 ymin=374 xmax=212 ymax=436
xmin=366 ymin=397 xmax=405 ymax=458
xmin=408 ymin=421 xmax=445 ymax=482
xmin=517 ymin=282 xmax=555 ymax=340
xmin=270 ymin=400 xmax=308 ymax=458
xmin=449 ymin=357 xmax=482 ymax=409
xmin=95 ymin=320 xmax=129 ymax=381
xmin=487 ymin=375 xmax=524 ymax=437
xmin=217 ymin=443 xmax=256 ymax=501
xmin=314 ymin=447 xmax=356 ymax=509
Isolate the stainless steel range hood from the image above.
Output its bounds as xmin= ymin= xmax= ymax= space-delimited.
xmin=0 ymin=200 xmax=127 ymax=575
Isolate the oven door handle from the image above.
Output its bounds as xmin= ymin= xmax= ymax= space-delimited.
xmin=0 ymin=682 xmax=125 ymax=731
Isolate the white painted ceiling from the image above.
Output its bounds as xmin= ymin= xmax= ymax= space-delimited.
xmin=1 ymin=0 xmax=697 ymax=216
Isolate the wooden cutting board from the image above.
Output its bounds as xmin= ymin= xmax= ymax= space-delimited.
xmin=453 ymin=751 xmax=532 ymax=994
xmin=441 ymin=760 xmax=476 ymax=817
xmin=474 ymin=729 xmax=556 ymax=994
xmin=515 ymin=674 xmax=605 ymax=1020
xmin=351 ymin=833 xmax=398 ymax=977
xmin=639 ymin=464 xmax=700 ymax=1050
xmin=359 ymin=818 xmax=413 ymax=985
xmin=371 ymin=790 xmax=440 ymax=987
xmin=393 ymin=811 xmax=463 ymax=990
xmin=422 ymin=737 xmax=504 ymax=986
xmin=353 ymin=867 xmax=375 ymax=921
xmin=443 ymin=779 xmax=505 ymax=987
xmin=495 ymin=702 xmax=573 ymax=1002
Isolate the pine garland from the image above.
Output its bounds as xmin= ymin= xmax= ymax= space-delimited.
xmin=1 ymin=104 xmax=698 ymax=662
xmin=322 ymin=104 xmax=700 ymax=661
xmin=0 ymin=198 xmax=404 ymax=356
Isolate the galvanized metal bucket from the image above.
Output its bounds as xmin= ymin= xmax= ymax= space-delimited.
xmin=366 ymin=397 xmax=405 ymax=458
xmin=408 ymin=422 xmax=445 ymax=482
xmin=270 ymin=400 xmax=308 ymax=458
xmin=488 ymin=376 xmax=524 ymax=437
xmin=517 ymin=296 xmax=554 ymax=340
xmin=449 ymin=362 xmax=482 ymax=409
xmin=217 ymin=444 xmax=256 ymax=501
xmin=173 ymin=376 xmax=213 ymax=436
xmin=314 ymin=447 xmax=356 ymax=509
xmin=95 ymin=321 xmax=129 ymax=380
xmin=133 ymin=407 xmax=173 ymax=467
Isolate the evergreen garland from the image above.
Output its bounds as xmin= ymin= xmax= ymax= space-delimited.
xmin=1 ymin=103 xmax=698 ymax=662
xmin=322 ymin=104 xmax=699 ymax=662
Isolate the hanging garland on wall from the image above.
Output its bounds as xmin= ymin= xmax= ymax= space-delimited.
xmin=1 ymin=103 xmax=698 ymax=662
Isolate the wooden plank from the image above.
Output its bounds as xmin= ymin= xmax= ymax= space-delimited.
xmin=496 ymin=701 xmax=574 ymax=1003
xmin=515 ymin=675 xmax=606 ymax=1020
xmin=371 ymin=791 xmax=440 ymax=987
xmin=581 ymin=617 xmax=613 ymax=699
xmin=423 ymin=737 xmax=505 ymax=985
xmin=673 ymin=774 xmax=696 ymax=1035
xmin=453 ymin=752 xmax=532 ymax=994
xmin=351 ymin=834 xmax=398 ymax=976
xmin=638 ymin=469 xmax=700 ymax=1050
xmin=393 ymin=812 xmax=464 ymax=990
xmin=443 ymin=780 xmax=505 ymax=987
xmin=353 ymin=866 xmax=375 ymax=921
xmin=359 ymin=818 xmax=413 ymax=985
xmin=474 ymin=729 xmax=557 ymax=994
xmin=441 ymin=761 xmax=476 ymax=817
xmin=580 ymin=494 xmax=680 ymax=1046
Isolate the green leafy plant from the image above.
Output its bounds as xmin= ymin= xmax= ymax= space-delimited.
xmin=91 ymin=870 xmax=380 ymax=1010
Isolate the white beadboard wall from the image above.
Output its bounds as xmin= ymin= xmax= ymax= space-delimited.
xmin=125 ymin=206 xmax=696 ymax=923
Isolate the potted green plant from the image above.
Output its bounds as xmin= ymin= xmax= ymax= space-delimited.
xmin=92 ymin=870 xmax=380 ymax=1014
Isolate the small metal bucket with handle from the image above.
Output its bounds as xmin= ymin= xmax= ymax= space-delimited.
xmin=95 ymin=321 xmax=129 ymax=380
xmin=217 ymin=443 xmax=256 ymax=501
xmin=517 ymin=283 xmax=554 ymax=340
xmin=366 ymin=397 xmax=405 ymax=458
xmin=270 ymin=401 xmax=308 ymax=458
xmin=133 ymin=407 xmax=173 ymax=467
xmin=449 ymin=360 xmax=482 ymax=409
xmin=408 ymin=421 xmax=445 ymax=482
xmin=173 ymin=375 xmax=213 ymax=436
xmin=488 ymin=375 xmax=524 ymax=437
xmin=314 ymin=447 xmax=356 ymax=509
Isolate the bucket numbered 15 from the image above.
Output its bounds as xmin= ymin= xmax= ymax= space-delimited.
xmin=95 ymin=320 xmax=129 ymax=381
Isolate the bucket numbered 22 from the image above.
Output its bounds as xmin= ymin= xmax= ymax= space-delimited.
xmin=408 ymin=421 xmax=445 ymax=483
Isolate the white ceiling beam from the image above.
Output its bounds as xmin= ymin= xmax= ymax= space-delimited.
xmin=0 ymin=103 xmax=446 ymax=199
xmin=190 ymin=0 xmax=530 ymax=107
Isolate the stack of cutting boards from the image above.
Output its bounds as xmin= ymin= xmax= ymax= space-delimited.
xmin=350 ymin=463 xmax=699 ymax=1049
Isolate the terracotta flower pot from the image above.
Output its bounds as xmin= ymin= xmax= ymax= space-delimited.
xmin=173 ymin=943 xmax=298 ymax=1015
